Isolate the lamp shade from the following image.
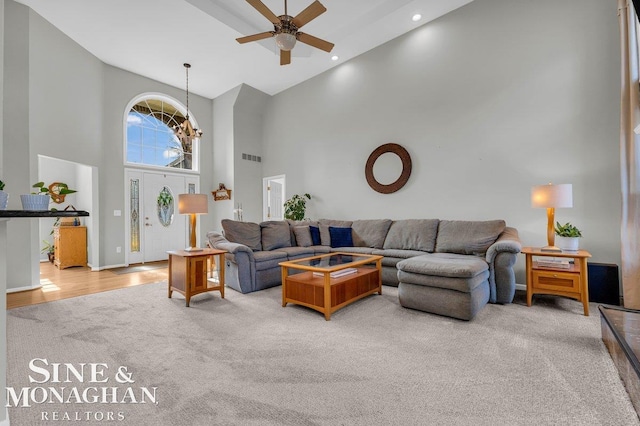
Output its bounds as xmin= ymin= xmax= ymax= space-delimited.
xmin=178 ymin=194 xmax=208 ymax=214
xmin=531 ymin=184 xmax=573 ymax=208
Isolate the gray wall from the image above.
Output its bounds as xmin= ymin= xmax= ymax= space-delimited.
xmin=3 ymin=1 xmax=214 ymax=279
xmin=0 ymin=0 xmax=6 ymax=421
xmin=262 ymin=0 xmax=621 ymax=280
xmin=101 ymin=65 xmax=213 ymax=266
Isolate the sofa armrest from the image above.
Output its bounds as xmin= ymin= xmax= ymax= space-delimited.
xmin=206 ymin=231 xmax=253 ymax=257
xmin=486 ymin=227 xmax=521 ymax=304
xmin=486 ymin=227 xmax=521 ymax=263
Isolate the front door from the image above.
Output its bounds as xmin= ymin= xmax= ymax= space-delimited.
xmin=126 ymin=170 xmax=198 ymax=264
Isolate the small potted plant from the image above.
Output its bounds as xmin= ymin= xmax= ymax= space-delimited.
xmin=41 ymin=240 xmax=55 ymax=263
xmin=21 ymin=181 xmax=76 ymax=211
xmin=284 ymin=193 xmax=311 ymax=221
xmin=0 ymin=180 xmax=8 ymax=210
xmin=555 ymin=221 xmax=582 ymax=252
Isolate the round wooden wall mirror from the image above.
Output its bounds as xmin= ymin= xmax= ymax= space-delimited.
xmin=365 ymin=143 xmax=412 ymax=194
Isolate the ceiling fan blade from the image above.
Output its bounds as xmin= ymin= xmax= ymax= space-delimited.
xmin=236 ymin=31 xmax=274 ymax=44
xmin=292 ymin=1 xmax=327 ymax=28
xmin=280 ymin=50 xmax=291 ymax=66
xmin=246 ymin=0 xmax=280 ymax=24
xmin=297 ymin=32 xmax=334 ymax=52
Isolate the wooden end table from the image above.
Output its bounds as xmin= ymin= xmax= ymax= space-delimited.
xmin=167 ymin=248 xmax=226 ymax=307
xmin=522 ymin=247 xmax=592 ymax=316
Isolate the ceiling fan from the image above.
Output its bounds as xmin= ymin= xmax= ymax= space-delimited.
xmin=237 ymin=0 xmax=334 ymax=65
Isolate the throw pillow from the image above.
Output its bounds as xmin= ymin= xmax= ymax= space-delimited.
xmin=319 ymin=219 xmax=353 ymax=245
xmin=293 ymin=226 xmax=313 ymax=247
xmin=260 ymin=221 xmax=292 ymax=251
xmin=329 ymin=226 xmax=354 ymax=248
xmin=309 ymin=226 xmax=321 ymax=246
xmin=221 ymin=219 xmax=262 ymax=251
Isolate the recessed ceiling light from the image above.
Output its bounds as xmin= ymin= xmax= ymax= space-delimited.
xmin=412 ymin=14 xmax=422 ymax=22
xmin=331 ymin=55 xmax=339 ymax=61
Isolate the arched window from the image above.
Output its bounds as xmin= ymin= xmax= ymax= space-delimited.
xmin=125 ymin=95 xmax=199 ymax=171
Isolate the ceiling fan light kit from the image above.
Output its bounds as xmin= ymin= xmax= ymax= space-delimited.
xmin=237 ymin=0 xmax=334 ymax=65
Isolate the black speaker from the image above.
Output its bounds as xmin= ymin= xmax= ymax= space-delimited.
xmin=588 ymin=263 xmax=620 ymax=305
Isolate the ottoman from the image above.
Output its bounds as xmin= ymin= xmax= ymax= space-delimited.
xmin=396 ymin=254 xmax=490 ymax=320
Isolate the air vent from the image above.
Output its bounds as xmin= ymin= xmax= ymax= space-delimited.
xmin=242 ymin=153 xmax=261 ymax=162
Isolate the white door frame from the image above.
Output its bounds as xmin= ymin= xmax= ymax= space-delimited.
xmin=263 ymin=175 xmax=286 ymax=221
xmin=124 ymin=168 xmax=199 ymax=265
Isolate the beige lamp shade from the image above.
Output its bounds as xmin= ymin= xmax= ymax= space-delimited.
xmin=178 ymin=194 xmax=208 ymax=215
xmin=531 ymin=184 xmax=573 ymax=208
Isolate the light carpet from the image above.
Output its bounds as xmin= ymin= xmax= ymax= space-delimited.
xmin=6 ymin=283 xmax=639 ymax=426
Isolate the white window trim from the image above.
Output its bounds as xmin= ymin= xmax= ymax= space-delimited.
xmin=123 ymin=92 xmax=201 ymax=173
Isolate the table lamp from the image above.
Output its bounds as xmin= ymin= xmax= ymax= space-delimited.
xmin=531 ymin=183 xmax=573 ymax=252
xmin=178 ymin=194 xmax=208 ymax=251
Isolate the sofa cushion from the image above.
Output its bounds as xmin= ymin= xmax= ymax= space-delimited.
xmin=397 ymin=255 xmax=488 ymax=278
xmin=371 ymin=249 xmax=428 ymax=259
xmin=383 ymin=219 xmax=439 ymax=252
xmin=435 ymin=220 xmax=506 ymax=255
xmin=253 ymin=250 xmax=288 ymax=271
xmin=319 ymin=219 xmax=353 ymax=246
xmin=331 ymin=247 xmax=376 ymax=255
xmin=277 ymin=246 xmax=315 ymax=260
xmin=222 ymin=219 xmax=262 ymax=251
xmin=261 ymin=221 xmax=292 ymax=251
xmin=293 ymin=226 xmax=312 ymax=247
xmin=329 ymin=226 xmax=354 ymax=248
xmin=352 ymin=219 xmax=393 ymax=248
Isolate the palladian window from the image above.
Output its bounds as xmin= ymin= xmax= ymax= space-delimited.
xmin=125 ymin=97 xmax=199 ymax=171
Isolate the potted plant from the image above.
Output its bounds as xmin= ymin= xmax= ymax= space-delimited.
xmin=284 ymin=193 xmax=311 ymax=221
xmin=41 ymin=240 xmax=55 ymax=263
xmin=555 ymin=221 xmax=582 ymax=252
xmin=21 ymin=181 xmax=76 ymax=211
xmin=0 ymin=180 xmax=8 ymax=210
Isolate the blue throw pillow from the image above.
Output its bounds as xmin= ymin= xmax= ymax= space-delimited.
xmin=309 ymin=225 xmax=321 ymax=246
xmin=329 ymin=226 xmax=353 ymax=248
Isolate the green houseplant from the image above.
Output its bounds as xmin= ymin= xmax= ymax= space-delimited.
xmin=284 ymin=193 xmax=311 ymax=221
xmin=555 ymin=221 xmax=582 ymax=252
xmin=21 ymin=181 xmax=77 ymax=210
xmin=41 ymin=240 xmax=55 ymax=263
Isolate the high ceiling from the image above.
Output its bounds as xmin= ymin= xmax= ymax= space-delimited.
xmin=14 ymin=0 xmax=473 ymax=99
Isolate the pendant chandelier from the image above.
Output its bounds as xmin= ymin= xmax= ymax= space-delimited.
xmin=173 ymin=63 xmax=202 ymax=147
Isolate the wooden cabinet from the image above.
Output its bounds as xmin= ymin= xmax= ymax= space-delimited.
xmin=54 ymin=226 xmax=87 ymax=269
xmin=522 ymin=247 xmax=592 ymax=316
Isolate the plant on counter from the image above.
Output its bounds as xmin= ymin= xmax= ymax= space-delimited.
xmin=284 ymin=193 xmax=311 ymax=221
xmin=0 ymin=180 xmax=5 ymax=191
xmin=555 ymin=222 xmax=583 ymax=238
xmin=32 ymin=182 xmax=77 ymax=203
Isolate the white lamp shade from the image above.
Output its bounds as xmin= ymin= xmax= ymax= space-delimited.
xmin=531 ymin=184 xmax=573 ymax=208
xmin=178 ymin=194 xmax=208 ymax=214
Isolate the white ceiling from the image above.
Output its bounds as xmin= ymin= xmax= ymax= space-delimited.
xmin=14 ymin=0 xmax=473 ymax=99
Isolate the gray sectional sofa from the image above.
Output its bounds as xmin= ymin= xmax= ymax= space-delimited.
xmin=207 ymin=218 xmax=521 ymax=320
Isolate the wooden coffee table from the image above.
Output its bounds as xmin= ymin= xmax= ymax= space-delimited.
xmin=279 ymin=252 xmax=383 ymax=320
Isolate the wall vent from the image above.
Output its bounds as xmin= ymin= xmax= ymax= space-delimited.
xmin=242 ymin=153 xmax=261 ymax=162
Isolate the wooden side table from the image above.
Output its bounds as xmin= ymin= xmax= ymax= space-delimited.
xmin=167 ymin=248 xmax=226 ymax=307
xmin=522 ymin=247 xmax=592 ymax=316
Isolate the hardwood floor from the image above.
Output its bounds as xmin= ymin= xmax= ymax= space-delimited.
xmin=6 ymin=261 xmax=168 ymax=309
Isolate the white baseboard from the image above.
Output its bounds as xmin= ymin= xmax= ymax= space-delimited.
xmin=6 ymin=283 xmax=43 ymax=293
xmin=91 ymin=263 xmax=127 ymax=271
xmin=515 ymin=283 xmax=526 ymax=292
xmin=0 ymin=407 xmax=10 ymax=426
